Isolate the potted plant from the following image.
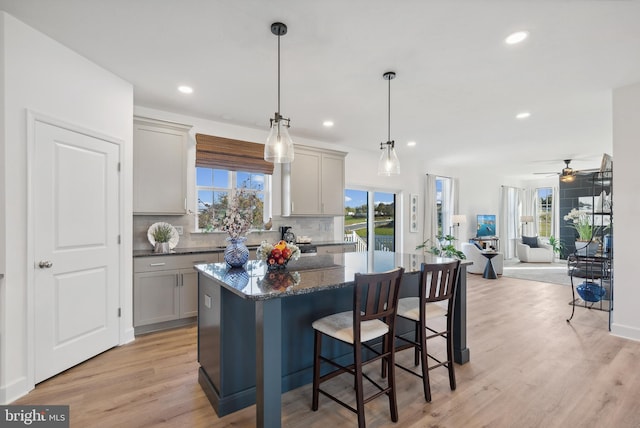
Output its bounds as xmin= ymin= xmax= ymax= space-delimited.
xmin=563 ymin=208 xmax=601 ymax=256
xmin=152 ymin=224 xmax=174 ymax=253
xmin=416 ymin=234 xmax=466 ymax=259
xmin=547 ymin=235 xmax=564 ymax=260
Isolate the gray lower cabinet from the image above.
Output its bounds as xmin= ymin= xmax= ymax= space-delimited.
xmin=133 ymin=253 xmax=220 ymax=334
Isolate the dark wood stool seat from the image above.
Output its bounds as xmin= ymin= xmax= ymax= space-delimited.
xmin=394 ymin=260 xmax=460 ymax=402
xmin=311 ymin=267 xmax=404 ymax=428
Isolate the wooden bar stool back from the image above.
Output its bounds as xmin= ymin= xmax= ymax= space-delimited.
xmin=395 ymin=260 xmax=460 ymax=402
xmin=311 ymin=267 xmax=404 ymax=428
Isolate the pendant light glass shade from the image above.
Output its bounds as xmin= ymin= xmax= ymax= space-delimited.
xmin=377 ymin=71 xmax=400 ymax=176
xmin=378 ymin=142 xmax=400 ymax=176
xmin=265 ymin=22 xmax=294 ymax=163
xmin=265 ymin=117 xmax=294 ymax=163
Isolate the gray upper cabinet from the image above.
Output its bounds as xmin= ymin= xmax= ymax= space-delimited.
xmin=288 ymin=145 xmax=346 ymax=216
xmin=133 ymin=116 xmax=191 ymax=215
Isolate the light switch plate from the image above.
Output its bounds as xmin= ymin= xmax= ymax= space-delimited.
xmin=175 ymin=226 xmax=183 ymax=235
xmin=204 ymin=294 xmax=211 ymax=309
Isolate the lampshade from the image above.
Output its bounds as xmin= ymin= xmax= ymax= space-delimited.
xmin=264 ymin=22 xmax=294 ymax=163
xmin=520 ymin=215 xmax=534 ymax=223
xmin=265 ymin=118 xmax=294 ymax=163
xmin=378 ymin=142 xmax=400 ymax=176
xmin=452 ymin=214 xmax=467 ymax=225
xmin=377 ymin=71 xmax=400 ymax=176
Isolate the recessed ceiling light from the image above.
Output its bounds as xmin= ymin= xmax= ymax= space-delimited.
xmin=407 ymin=141 xmax=417 ymax=147
xmin=505 ymin=31 xmax=529 ymax=45
xmin=516 ymin=112 xmax=531 ymax=119
xmin=322 ymin=120 xmax=334 ymax=127
xmin=178 ymin=85 xmax=193 ymax=94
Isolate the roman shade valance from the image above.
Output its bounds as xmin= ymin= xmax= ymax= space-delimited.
xmin=195 ymin=133 xmax=274 ymax=175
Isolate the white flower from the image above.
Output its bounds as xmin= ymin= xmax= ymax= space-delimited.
xmin=221 ymin=188 xmax=253 ymax=238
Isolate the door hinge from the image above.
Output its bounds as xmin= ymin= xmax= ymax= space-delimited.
xmin=117 ymin=307 xmax=121 ymax=317
xmin=117 ymin=162 xmax=121 ymax=172
xmin=117 ymin=235 xmax=121 ymax=244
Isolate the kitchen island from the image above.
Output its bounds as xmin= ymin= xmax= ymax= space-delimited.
xmin=195 ymin=251 xmax=471 ymax=428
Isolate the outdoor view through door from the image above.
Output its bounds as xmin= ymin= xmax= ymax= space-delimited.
xmin=344 ymin=189 xmax=395 ymax=251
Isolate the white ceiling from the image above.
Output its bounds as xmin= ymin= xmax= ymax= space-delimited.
xmin=2 ymin=0 xmax=639 ymax=179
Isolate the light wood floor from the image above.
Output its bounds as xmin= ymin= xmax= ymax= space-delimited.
xmin=14 ymin=275 xmax=640 ymax=427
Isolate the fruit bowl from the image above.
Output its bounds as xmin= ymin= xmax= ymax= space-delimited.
xmin=257 ymin=240 xmax=301 ymax=270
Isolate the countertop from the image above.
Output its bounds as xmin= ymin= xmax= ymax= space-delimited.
xmin=133 ymin=241 xmax=354 ymax=258
xmin=195 ymin=251 xmax=469 ymax=301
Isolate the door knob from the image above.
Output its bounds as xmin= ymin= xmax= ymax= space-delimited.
xmin=38 ymin=260 xmax=53 ymax=269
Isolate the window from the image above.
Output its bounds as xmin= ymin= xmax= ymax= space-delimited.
xmin=536 ymin=187 xmax=553 ymax=237
xmin=194 ymin=133 xmax=274 ymax=233
xmin=436 ymin=177 xmax=453 ymax=236
xmin=344 ymin=189 xmax=396 ymax=251
xmin=196 ymin=168 xmax=267 ymax=232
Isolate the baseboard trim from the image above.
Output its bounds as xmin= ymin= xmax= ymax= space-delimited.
xmin=0 ymin=375 xmax=31 ymax=405
xmin=611 ymin=323 xmax=640 ymax=342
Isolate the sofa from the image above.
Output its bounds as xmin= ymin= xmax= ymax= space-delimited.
xmin=461 ymin=242 xmax=504 ymax=275
xmin=516 ymin=236 xmax=554 ymax=263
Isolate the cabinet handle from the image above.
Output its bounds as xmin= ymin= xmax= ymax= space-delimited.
xmin=176 ymin=274 xmax=180 ymax=287
xmin=149 ymin=262 xmax=166 ymax=267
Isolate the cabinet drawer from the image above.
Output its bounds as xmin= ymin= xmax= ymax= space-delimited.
xmin=134 ymin=253 xmax=220 ymax=272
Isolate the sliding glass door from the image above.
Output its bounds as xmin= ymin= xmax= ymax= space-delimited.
xmin=344 ymin=189 xmax=396 ymax=251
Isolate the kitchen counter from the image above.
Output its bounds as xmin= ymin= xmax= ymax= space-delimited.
xmin=132 ymin=240 xmax=353 ymax=258
xmin=196 ymin=251 xmax=471 ymax=427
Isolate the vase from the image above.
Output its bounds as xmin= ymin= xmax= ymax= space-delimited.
xmin=154 ymin=242 xmax=171 ymax=253
xmin=575 ymin=240 xmax=598 ymax=257
xmin=224 ymin=236 xmax=249 ymax=267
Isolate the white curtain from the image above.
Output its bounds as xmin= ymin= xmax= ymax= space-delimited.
xmin=423 ymin=174 xmax=438 ymax=249
xmin=551 ymin=185 xmax=560 ymax=239
xmin=499 ymin=186 xmax=523 ymax=259
xmin=522 ymin=187 xmax=537 ymax=237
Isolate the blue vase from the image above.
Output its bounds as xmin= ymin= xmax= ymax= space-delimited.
xmin=224 ymin=237 xmax=249 ymax=267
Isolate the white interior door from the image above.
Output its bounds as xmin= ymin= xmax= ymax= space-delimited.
xmin=33 ymin=120 xmax=120 ymax=383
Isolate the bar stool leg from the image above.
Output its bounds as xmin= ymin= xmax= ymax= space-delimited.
xmin=354 ymin=342 xmax=365 ymax=428
xmin=419 ymin=316 xmax=432 ymax=402
xmin=312 ymin=330 xmax=321 ymax=411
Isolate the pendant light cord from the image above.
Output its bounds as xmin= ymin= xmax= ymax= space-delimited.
xmin=277 ymin=33 xmax=281 ymax=117
xmin=387 ymin=75 xmax=391 ymax=143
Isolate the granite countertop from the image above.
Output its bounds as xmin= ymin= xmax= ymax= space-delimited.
xmin=133 ymin=240 xmax=354 ymax=258
xmin=195 ymin=251 xmax=469 ymax=301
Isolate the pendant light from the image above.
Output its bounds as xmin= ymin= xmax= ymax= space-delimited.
xmin=378 ymin=71 xmax=400 ymax=176
xmin=264 ymin=22 xmax=294 ymax=163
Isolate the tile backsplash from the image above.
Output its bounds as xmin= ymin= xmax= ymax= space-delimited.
xmin=133 ymin=214 xmax=337 ymax=251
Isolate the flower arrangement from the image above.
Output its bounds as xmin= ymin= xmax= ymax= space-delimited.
xmin=221 ymin=188 xmax=254 ymax=238
xmin=257 ymin=240 xmax=301 ymax=269
xmin=563 ymin=208 xmax=595 ymax=241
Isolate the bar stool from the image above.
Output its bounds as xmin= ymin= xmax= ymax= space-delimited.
xmin=394 ymin=260 xmax=460 ymax=402
xmin=311 ymin=267 xmax=404 ymax=428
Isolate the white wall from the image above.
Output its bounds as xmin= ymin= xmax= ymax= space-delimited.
xmin=0 ymin=12 xmax=133 ymax=403
xmin=611 ymin=81 xmax=640 ymax=340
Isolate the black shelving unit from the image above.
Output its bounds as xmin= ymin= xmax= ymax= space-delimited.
xmin=567 ymin=169 xmax=613 ymax=329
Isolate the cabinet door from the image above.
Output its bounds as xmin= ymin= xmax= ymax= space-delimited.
xmin=321 ymin=153 xmax=345 ymax=215
xmin=133 ymin=271 xmax=180 ymax=326
xmin=133 ymin=117 xmax=190 ymax=215
xmin=290 ymin=150 xmax=321 ymax=215
xmin=179 ymin=269 xmax=199 ymax=318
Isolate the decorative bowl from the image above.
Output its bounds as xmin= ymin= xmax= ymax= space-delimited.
xmin=577 ymin=281 xmax=606 ymax=303
xmin=257 ymin=240 xmax=300 ymax=270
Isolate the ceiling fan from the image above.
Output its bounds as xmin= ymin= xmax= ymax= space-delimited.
xmin=559 ymin=159 xmax=576 ymax=182
xmin=533 ymin=159 xmax=578 ymax=182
